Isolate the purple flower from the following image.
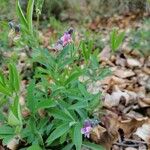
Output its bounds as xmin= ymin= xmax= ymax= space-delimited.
xmin=81 ymin=120 xmax=92 ymax=138
xmin=60 ymin=32 xmax=72 ymax=47
xmin=53 ymin=28 xmax=73 ymax=51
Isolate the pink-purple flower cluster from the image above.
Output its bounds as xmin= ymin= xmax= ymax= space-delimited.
xmin=54 ymin=28 xmax=73 ymax=51
xmin=81 ymin=120 xmax=92 ymax=138
xmin=60 ymin=32 xmax=72 ymax=47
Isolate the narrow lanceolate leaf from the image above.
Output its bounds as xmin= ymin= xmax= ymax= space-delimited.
xmin=8 ymin=64 xmax=14 ymax=92
xmin=0 ymin=84 xmax=11 ymax=96
xmin=27 ymin=80 xmax=35 ymax=113
xmin=27 ymin=144 xmax=42 ymax=150
xmin=27 ymin=0 xmax=34 ymax=35
xmin=62 ymin=143 xmax=74 ymax=150
xmin=35 ymin=99 xmax=56 ymax=111
xmin=46 ymin=123 xmax=70 ymax=145
xmin=12 ymin=64 xmax=20 ymax=92
xmin=111 ymin=29 xmax=116 ymax=51
xmin=0 ymin=126 xmax=14 ymax=135
xmin=9 ymin=64 xmax=20 ymax=92
xmin=8 ymin=110 xmax=21 ymax=126
xmin=82 ymin=141 xmax=104 ymax=150
xmin=48 ymin=109 xmax=73 ymax=121
xmin=73 ymin=123 xmax=82 ymax=150
xmin=117 ymin=31 xmax=125 ymax=48
xmin=16 ymin=0 xmax=28 ymax=29
xmin=69 ymin=101 xmax=88 ymax=110
xmin=11 ymin=95 xmax=22 ymax=125
xmin=0 ymin=71 xmax=5 ymax=85
xmin=65 ymin=71 xmax=82 ymax=85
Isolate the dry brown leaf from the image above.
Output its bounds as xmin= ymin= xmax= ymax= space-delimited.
xmin=91 ymin=110 xmax=147 ymax=150
xmin=125 ymin=148 xmax=137 ymax=150
xmin=100 ymin=75 xmax=126 ymax=85
xmin=143 ymin=67 xmax=150 ymax=75
xmin=134 ymin=120 xmax=150 ymax=144
xmin=138 ymin=99 xmax=150 ymax=107
xmin=113 ymin=68 xmax=135 ymax=78
xmin=127 ymin=58 xmax=142 ymax=67
xmin=142 ymin=97 xmax=150 ymax=105
xmin=104 ymin=90 xmax=130 ymax=108
xmin=126 ymin=111 xmax=144 ymax=120
xmin=87 ymin=81 xmax=102 ymax=94
xmin=91 ymin=112 xmax=119 ymax=150
xmin=119 ymin=118 xmax=148 ymax=137
xmin=99 ymin=46 xmax=111 ymax=61
xmin=7 ymin=137 xmax=19 ymax=150
xmin=91 ymin=125 xmax=106 ymax=142
xmin=116 ymin=55 xmax=126 ymax=67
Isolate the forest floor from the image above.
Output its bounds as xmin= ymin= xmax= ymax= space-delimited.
xmin=40 ymin=12 xmax=150 ymax=150
xmin=85 ymin=13 xmax=150 ymax=150
xmin=0 ymin=12 xmax=150 ymax=150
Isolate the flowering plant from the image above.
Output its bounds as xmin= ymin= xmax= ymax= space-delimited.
xmin=0 ymin=1 xmax=108 ymax=150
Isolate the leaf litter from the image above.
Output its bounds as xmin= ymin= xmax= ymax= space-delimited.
xmin=84 ymin=14 xmax=150 ymax=150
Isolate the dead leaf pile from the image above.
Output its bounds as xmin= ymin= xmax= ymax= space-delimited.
xmin=89 ymin=46 xmax=150 ymax=149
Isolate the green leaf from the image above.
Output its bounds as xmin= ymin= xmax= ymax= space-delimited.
xmin=8 ymin=63 xmax=14 ymax=92
xmin=8 ymin=110 xmax=21 ymax=126
xmin=110 ymin=29 xmax=116 ymax=51
xmin=117 ymin=31 xmax=125 ymax=49
xmin=0 ymin=84 xmax=11 ymax=96
xmin=8 ymin=63 xmax=20 ymax=92
xmin=82 ymin=141 xmax=104 ymax=150
xmin=88 ymin=94 xmax=100 ymax=111
xmin=48 ymin=109 xmax=73 ymax=121
xmin=110 ymin=29 xmax=125 ymax=52
xmin=62 ymin=143 xmax=74 ymax=150
xmin=0 ymin=71 xmax=5 ymax=85
xmin=11 ymin=95 xmax=21 ymax=120
xmin=46 ymin=123 xmax=70 ymax=145
xmin=73 ymin=123 xmax=82 ymax=150
xmin=69 ymin=101 xmax=88 ymax=110
xmin=97 ymin=68 xmax=111 ymax=80
xmin=12 ymin=64 xmax=20 ymax=92
xmin=60 ymin=132 xmax=67 ymax=144
xmin=27 ymin=80 xmax=35 ymax=113
xmin=27 ymin=0 xmax=34 ymax=35
xmin=0 ymin=125 xmax=14 ymax=135
xmin=65 ymin=71 xmax=82 ymax=85
xmin=0 ymin=135 xmax=14 ymax=145
xmin=16 ymin=0 xmax=28 ymax=29
xmin=35 ymin=99 xmax=56 ymax=111
xmin=78 ymin=82 xmax=89 ymax=97
xmin=81 ymin=41 xmax=92 ymax=63
xmin=27 ymin=144 xmax=42 ymax=150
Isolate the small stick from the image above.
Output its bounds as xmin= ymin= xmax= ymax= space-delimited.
xmin=113 ymin=142 xmax=139 ymax=147
xmin=124 ymin=139 xmax=147 ymax=144
xmin=118 ymin=132 xmax=123 ymax=150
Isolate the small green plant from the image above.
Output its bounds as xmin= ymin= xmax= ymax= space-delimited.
xmin=0 ymin=42 xmax=108 ymax=149
xmin=130 ymin=19 xmax=150 ymax=57
xmin=110 ymin=29 xmax=125 ymax=52
xmin=0 ymin=1 xmax=110 ymax=149
xmin=16 ymin=0 xmax=40 ymax=48
xmin=35 ymin=0 xmax=44 ymax=28
xmin=0 ymin=63 xmax=22 ymax=144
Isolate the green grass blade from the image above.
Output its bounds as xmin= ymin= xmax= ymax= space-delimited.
xmin=27 ymin=0 xmax=34 ymax=35
xmin=16 ymin=0 xmax=28 ymax=29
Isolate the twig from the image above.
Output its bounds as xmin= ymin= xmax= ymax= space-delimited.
xmin=113 ymin=142 xmax=139 ymax=147
xmin=118 ymin=132 xmax=123 ymax=150
xmin=124 ymin=139 xmax=147 ymax=144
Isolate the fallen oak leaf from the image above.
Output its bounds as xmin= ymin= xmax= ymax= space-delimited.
xmin=127 ymin=58 xmax=142 ymax=68
xmin=113 ymin=68 xmax=135 ymax=78
xmin=134 ymin=120 xmax=150 ymax=144
xmin=104 ymin=90 xmax=130 ymax=108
